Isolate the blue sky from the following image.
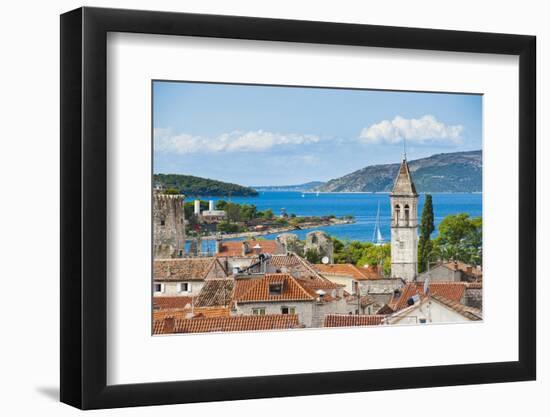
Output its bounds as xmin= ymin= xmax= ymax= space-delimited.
xmin=153 ymin=81 xmax=482 ymax=186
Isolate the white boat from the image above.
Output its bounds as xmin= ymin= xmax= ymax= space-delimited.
xmin=372 ymin=202 xmax=385 ymax=245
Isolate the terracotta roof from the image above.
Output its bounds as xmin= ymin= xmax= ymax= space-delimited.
xmin=153 ymin=258 xmax=226 ymax=282
xmin=153 ymin=308 xmax=190 ymax=321
xmin=314 ymin=263 xmax=368 ymax=279
xmin=431 ymin=294 xmax=483 ymax=320
xmin=296 ymin=276 xmax=345 ymax=302
xmin=442 ymin=261 xmax=482 ymax=279
xmin=423 ymin=282 xmax=467 ymax=302
xmin=314 ymin=263 xmax=383 ymax=280
xmin=153 ymin=296 xmax=193 ymax=310
xmin=243 ymin=252 xmax=325 ymax=279
xmin=192 ymin=307 xmax=231 ymax=318
xmin=391 ymin=158 xmax=417 ymax=195
xmin=388 ymin=282 xmax=468 ymax=311
xmin=194 ymin=279 xmax=234 ymax=307
xmin=376 ymin=304 xmax=395 ymax=315
xmin=324 ymin=314 xmax=385 ymax=327
xmin=153 ymin=305 xmax=230 ymax=321
xmin=216 ymin=239 xmax=284 ymax=257
xmin=153 ymin=314 xmax=301 ymax=334
xmin=234 ymin=274 xmax=315 ymax=303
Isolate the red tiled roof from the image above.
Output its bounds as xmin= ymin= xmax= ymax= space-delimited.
xmin=153 ymin=308 xmax=190 ymax=321
xmin=234 ymin=274 xmax=315 ymax=303
xmin=314 ymin=263 xmax=383 ymax=280
xmin=388 ymin=282 xmax=467 ymax=311
xmin=153 ymin=296 xmax=193 ymax=310
xmin=296 ymin=277 xmax=344 ymax=302
xmin=192 ymin=307 xmax=231 ymax=318
xmin=153 ymin=258 xmax=226 ymax=282
xmin=361 ymin=265 xmax=384 ymax=279
xmin=324 ymin=314 xmax=385 ymax=327
xmin=314 ymin=263 xmax=368 ymax=279
xmin=442 ymin=261 xmax=482 ymax=279
xmin=216 ymin=240 xmax=283 ymax=257
xmin=431 ymin=294 xmax=483 ymax=320
xmin=153 ymin=314 xmax=301 ymax=334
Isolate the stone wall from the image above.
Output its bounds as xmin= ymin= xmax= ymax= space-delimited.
xmin=465 ymin=288 xmax=483 ymax=310
xmin=304 ymin=231 xmax=334 ymax=263
xmin=153 ymin=193 xmax=186 ymax=259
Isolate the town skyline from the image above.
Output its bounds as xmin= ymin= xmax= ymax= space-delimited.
xmin=153 ymin=81 xmax=482 ymax=186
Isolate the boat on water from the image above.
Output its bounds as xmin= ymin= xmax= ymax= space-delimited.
xmin=372 ymin=202 xmax=385 ymax=245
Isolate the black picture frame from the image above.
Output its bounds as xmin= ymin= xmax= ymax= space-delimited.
xmin=60 ymin=6 xmax=536 ymax=410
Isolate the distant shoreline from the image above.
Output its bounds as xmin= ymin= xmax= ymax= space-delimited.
xmin=239 ymin=190 xmax=481 ymax=195
xmin=188 ymin=218 xmax=354 ymax=241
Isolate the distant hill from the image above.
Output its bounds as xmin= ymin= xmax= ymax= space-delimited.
xmin=154 ymin=174 xmax=259 ymax=197
xmin=253 ymin=181 xmax=325 ymax=192
xmin=314 ymin=150 xmax=482 ymax=193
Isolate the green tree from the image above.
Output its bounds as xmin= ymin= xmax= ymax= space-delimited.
xmin=332 ymin=238 xmax=370 ymax=265
xmin=357 ymin=243 xmax=391 ymax=276
xmin=163 ymin=188 xmax=179 ymax=195
xmin=240 ymin=204 xmax=258 ymax=221
xmin=305 ymin=248 xmax=321 ymax=264
xmin=216 ymin=221 xmax=243 ymax=233
xmin=215 ymin=200 xmax=227 ymax=210
xmin=418 ymin=194 xmax=435 ymax=272
xmin=224 ymin=202 xmax=242 ymax=222
xmin=260 ymin=208 xmax=275 ymax=219
xmin=432 ymin=213 xmax=482 ymax=266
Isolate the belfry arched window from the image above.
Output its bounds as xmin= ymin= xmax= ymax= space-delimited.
xmin=394 ymin=205 xmax=401 ymax=224
xmin=404 ymin=204 xmax=410 ymax=224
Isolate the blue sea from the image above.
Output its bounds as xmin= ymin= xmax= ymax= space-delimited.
xmin=192 ymin=191 xmax=482 ymax=245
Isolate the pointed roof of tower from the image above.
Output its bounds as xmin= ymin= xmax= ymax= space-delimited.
xmin=391 ymin=158 xmax=417 ymax=196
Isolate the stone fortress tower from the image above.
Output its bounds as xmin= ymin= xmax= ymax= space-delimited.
xmin=153 ymin=185 xmax=186 ymax=259
xmin=390 ymin=155 xmax=418 ymax=282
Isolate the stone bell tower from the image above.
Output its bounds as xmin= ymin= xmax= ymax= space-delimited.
xmin=390 ymin=156 xmax=418 ymax=282
xmin=153 ymin=185 xmax=186 ymax=259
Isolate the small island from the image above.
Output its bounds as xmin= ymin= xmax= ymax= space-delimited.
xmin=185 ymin=199 xmax=354 ymax=240
xmin=154 ymin=173 xmax=259 ymax=197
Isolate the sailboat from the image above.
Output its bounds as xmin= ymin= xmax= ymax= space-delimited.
xmin=372 ymin=202 xmax=385 ymax=245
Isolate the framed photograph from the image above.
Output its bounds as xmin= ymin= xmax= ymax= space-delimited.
xmin=60 ymin=6 xmax=536 ymax=409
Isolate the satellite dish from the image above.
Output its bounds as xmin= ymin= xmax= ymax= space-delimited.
xmin=321 ymin=256 xmax=330 ymax=264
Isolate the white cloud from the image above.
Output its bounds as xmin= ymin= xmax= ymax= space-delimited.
xmin=154 ymin=128 xmax=320 ymax=154
xmin=359 ymin=115 xmax=463 ymax=145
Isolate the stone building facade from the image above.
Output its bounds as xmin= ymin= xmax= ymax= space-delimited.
xmin=153 ymin=189 xmax=185 ymax=259
xmin=304 ymin=231 xmax=334 ymax=263
xmin=390 ymin=157 xmax=418 ymax=282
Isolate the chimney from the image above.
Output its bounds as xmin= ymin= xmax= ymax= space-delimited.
xmin=242 ymin=241 xmax=250 ymax=256
xmin=453 ymin=261 xmax=458 ymax=270
xmin=194 ymin=200 xmax=201 ymax=215
xmin=209 ymin=200 xmax=214 ymax=211
xmin=466 ymin=266 xmax=473 ymax=273
xmin=163 ymin=316 xmax=176 ymax=334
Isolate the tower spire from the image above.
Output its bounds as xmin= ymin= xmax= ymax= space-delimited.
xmin=402 ymin=137 xmax=407 ymax=160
